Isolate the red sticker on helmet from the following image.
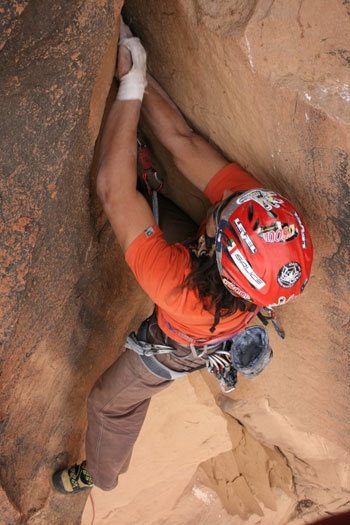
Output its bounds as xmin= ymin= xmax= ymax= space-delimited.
xmin=259 ymin=222 xmax=298 ymax=243
xmin=222 ymin=278 xmax=252 ymax=301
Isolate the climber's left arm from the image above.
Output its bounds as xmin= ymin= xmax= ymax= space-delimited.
xmin=141 ymin=74 xmax=229 ymax=193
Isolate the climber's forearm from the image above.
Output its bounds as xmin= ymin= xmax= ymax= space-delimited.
xmin=98 ymin=99 xmax=140 ymax=199
xmin=142 ymin=74 xmax=191 ymax=144
xmin=141 ymin=74 xmax=228 ymax=193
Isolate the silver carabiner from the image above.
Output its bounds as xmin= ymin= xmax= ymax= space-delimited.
xmin=220 ymin=379 xmax=236 ymax=394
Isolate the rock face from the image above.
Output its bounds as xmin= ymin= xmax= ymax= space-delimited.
xmin=0 ymin=1 xmax=148 ymax=523
xmin=1 ymin=0 xmax=349 ymax=524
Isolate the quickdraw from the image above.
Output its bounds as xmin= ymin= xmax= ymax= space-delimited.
xmin=205 ymin=349 xmax=237 ymax=393
xmin=137 ymin=137 xmax=163 ymax=224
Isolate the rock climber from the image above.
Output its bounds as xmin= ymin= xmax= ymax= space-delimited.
xmin=52 ymin=18 xmax=313 ymax=494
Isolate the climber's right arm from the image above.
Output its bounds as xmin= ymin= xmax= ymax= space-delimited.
xmin=141 ymin=74 xmax=230 ymax=193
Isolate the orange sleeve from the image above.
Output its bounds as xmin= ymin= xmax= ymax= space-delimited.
xmin=204 ymin=162 xmax=260 ymax=203
xmin=125 ymin=225 xmax=192 ymax=308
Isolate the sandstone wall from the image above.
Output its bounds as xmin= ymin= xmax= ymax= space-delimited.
xmin=0 ymin=1 xmax=151 ymax=523
xmin=1 ymin=0 xmax=349 ymax=524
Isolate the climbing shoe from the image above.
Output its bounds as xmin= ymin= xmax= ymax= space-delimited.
xmin=52 ymin=460 xmax=94 ymax=495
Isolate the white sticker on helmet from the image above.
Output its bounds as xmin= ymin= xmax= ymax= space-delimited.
xmin=237 ymin=189 xmax=284 ymax=216
xmin=268 ymin=294 xmax=295 ymax=307
xmin=234 ymin=218 xmax=257 ymax=253
xmin=227 ymin=243 xmax=266 ymax=289
xmin=222 ymin=278 xmax=252 ymax=301
xmin=293 ymin=211 xmax=307 ymax=248
xmin=277 ymin=262 xmax=301 ymax=288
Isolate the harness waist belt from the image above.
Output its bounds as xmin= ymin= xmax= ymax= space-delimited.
xmin=165 ymin=335 xmax=223 ymax=357
xmin=139 ymin=354 xmax=187 ymax=380
xmin=126 ymin=334 xmax=175 ymax=356
xmin=125 ymin=334 xmax=187 ymax=380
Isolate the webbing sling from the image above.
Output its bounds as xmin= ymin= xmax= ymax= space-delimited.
xmin=137 ymin=137 xmax=163 ymax=224
xmin=126 ymin=333 xmax=176 ymax=356
xmin=125 ymin=328 xmax=190 ymax=381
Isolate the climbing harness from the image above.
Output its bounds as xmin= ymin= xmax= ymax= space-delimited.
xmin=125 ymin=328 xmax=191 ymax=381
xmin=137 ymin=137 xmax=163 ymax=224
xmin=125 ymin=331 xmax=235 ymax=389
xmin=126 ymin=321 xmax=273 ymax=393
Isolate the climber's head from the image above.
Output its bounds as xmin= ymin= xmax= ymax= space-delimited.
xmin=208 ymin=189 xmax=313 ymax=307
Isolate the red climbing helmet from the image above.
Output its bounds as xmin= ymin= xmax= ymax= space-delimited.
xmin=215 ymin=189 xmax=313 ymax=307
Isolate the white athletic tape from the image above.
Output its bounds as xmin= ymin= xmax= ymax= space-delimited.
xmin=117 ymin=37 xmax=147 ymax=101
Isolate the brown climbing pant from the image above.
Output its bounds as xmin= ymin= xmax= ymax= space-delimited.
xmin=86 ymin=194 xmax=200 ymax=490
xmin=85 ymin=346 xmax=172 ymax=490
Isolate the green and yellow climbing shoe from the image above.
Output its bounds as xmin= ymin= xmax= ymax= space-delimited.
xmin=52 ymin=460 xmax=94 ymax=494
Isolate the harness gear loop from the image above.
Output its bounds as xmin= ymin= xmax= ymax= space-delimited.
xmin=205 ymin=350 xmax=237 ymax=393
xmin=189 ymin=343 xmax=209 ymax=359
xmin=126 ymin=331 xmax=238 ymax=391
xmin=126 ymin=324 xmax=272 ymax=391
xmin=125 ymin=333 xmax=175 ymax=356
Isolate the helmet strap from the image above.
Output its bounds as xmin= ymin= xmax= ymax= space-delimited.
xmin=204 ymin=231 xmax=216 ymax=249
xmin=193 ymin=233 xmax=215 ymax=258
xmin=209 ymin=306 xmax=221 ymax=333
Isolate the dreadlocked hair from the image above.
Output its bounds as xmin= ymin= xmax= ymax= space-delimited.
xmin=184 ymin=251 xmax=249 ymax=333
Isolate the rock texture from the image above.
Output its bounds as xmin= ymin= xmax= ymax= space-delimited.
xmin=0 ymin=1 xmax=148 ymax=523
xmin=1 ymin=0 xmax=349 ymax=524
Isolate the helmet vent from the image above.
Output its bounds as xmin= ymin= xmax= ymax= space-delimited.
xmin=253 ymin=218 xmax=260 ymax=231
xmin=248 ymin=203 xmax=254 ymax=221
xmin=226 ymin=223 xmax=240 ymax=244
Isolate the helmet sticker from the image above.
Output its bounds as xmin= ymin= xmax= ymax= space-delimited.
xmin=227 ymin=241 xmax=266 ymax=290
xmin=300 ymin=278 xmax=309 ymax=293
xmin=222 ymin=278 xmax=252 ymax=300
xmin=237 ymin=189 xmax=284 ymax=217
xmin=277 ymin=262 xmax=301 ymax=288
xmin=293 ymin=211 xmax=307 ymax=248
xmin=259 ymin=222 xmax=298 ymax=243
xmin=233 ymin=218 xmax=257 ymax=253
xmin=268 ymin=294 xmax=295 ymax=307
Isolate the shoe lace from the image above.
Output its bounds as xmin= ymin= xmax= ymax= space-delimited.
xmin=81 ymin=462 xmax=94 ymax=485
xmin=68 ymin=462 xmax=93 ymax=488
xmin=68 ymin=465 xmax=80 ymax=489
